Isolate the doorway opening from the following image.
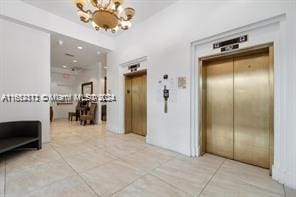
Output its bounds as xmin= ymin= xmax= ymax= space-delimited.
xmin=199 ymin=44 xmax=274 ymax=170
xmin=124 ymin=70 xmax=147 ymax=136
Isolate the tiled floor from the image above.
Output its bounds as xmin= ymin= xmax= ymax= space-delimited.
xmin=0 ymin=120 xmax=294 ymax=197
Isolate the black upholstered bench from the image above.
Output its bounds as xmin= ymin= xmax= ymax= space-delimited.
xmin=0 ymin=121 xmax=42 ymax=154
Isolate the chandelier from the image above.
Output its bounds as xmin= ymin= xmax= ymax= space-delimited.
xmin=74 ymin=0 xmax=135 ymax=33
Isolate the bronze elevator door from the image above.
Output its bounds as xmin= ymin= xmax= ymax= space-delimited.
xmin=205 ymin=52 xmax=271 ymax=168
xmin=233 ymin=53 xmax=270 ymax=168
xmin=125 ymin=73 xmax=147 ymax=136
xmin=206 ymin=58 xmax=234 ymax=159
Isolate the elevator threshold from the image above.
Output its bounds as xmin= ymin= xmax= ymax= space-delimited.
xmin=205 ymin=153 xmax=270 ymax=170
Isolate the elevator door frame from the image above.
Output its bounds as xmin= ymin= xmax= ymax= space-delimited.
xmin=199 ymin=43 xmax=274 ymax=171
xmin=124 ymin=70 xmax=147 ymax=136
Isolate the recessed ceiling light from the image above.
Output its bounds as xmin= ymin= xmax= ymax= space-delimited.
xmin=62 ymin=65 xmax=67 ymax=68
xmin=104 ymin=67 xmax=108 ymax=69
xmin=73 ymin=60 xmax=78 ymax=63
xmin=58 ymin=40 xmax=63 ymax=46
xmin=77 ymin=46 xmax=83 ymax=50
xmin=97 ymin=51 xmax=101 ymax=55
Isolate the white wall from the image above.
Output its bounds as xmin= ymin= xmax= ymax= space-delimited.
xmin=0 ymin=19 xmax=50 ymax=143
xmin=107 ymin=0 xmax=296 ymax=189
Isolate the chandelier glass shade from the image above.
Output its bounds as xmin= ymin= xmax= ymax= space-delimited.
xmin=74 ymin=0 xmax=135 ymax=33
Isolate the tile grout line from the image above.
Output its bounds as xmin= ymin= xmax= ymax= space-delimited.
xmin=147 ymin=156 xmax=222 ymax=197
xmin=197 ymin=159 xmax=286 ymax=197
xmin=145 ymin=154 xmax=195 ymax=196
xmin=148 ymin=173 xmax=194 ymax=197
xmin=2 ymin=149 xmax=65 ymax=197
xmin=110 ymin=170 xmax=149 ymax=196
xmin=78 ymin=152 xmax=122 ymax=173
xmin=49 ymin=143 xmax=101 ymax=197
xmin=197 ymin=159 xmax=226 ymax=197
xmin=78 ymin=140 xmax=151 ymax=196
xmin=4 ymin=120 xmax=285 ymax=197
xmin=4 ymin=143 xmax=112 ymax=197
xmin=62 ymin=142 xmax=146 ymax=175
xmin=104 ymin=147 xmax=140 ymax=159
xmin=235 ymin=174 xmax=286 ymax=196
xmin=110 ymin=152 xmax=179 ymax=196
xmin=223 ymin=160 xmax=286 ymax=196
xmin=79 ymin=149 xmax=150 ymax=197
xmin=13 ymin=145 xmax=112 ymax=196
xmin=24 ymin=174 xmax=78 ymax=197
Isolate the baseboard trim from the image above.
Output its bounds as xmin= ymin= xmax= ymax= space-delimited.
xmin=106 ymin=125 xmax=123 ymax=134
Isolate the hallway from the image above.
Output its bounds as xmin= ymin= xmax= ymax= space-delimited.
xmin=0 ymin=120 xmax=289 ymax=197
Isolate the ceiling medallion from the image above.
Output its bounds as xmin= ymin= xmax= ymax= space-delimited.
xmin=74 ymin=0 xmax=135 ymax=33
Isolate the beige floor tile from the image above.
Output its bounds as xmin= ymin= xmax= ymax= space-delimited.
xmin=51 ymin=135 xmax=88 ymax=146
xmin=285 ymin=186 xmax=296 ymax=197
xmin=84 ymin=138 xmax=108 ymax=149
xmin=118 ymin=133 xmax=146 ymax=143
xmin=5 ymin=145 xmax=61 ymax=172
xmin=104 ymin=141 xmax=145 ymax=158
xmin=119 ymin=147 xmax=176 ymax=172
xmin=121 ymin=138 xmax=147 ymax=149
xmin=151 ymin=154 xmax=224 ymax=196
xmin=26 ymin=176 xmax=97 ymax=197
xmin=64 ymin=149 xmax=117 ymax=172
xmin=5 ymin=151 xmax=37 ymax=172
xmin=0 ymin=159 xmax=5 ymax=197
xmin=51 ymin=142 xmax=98 ymax=157
xmin=219 ymin=160 xmax=284 ymax=195
xmin=90 ymin=136 xmax=125 ymax=148
xmin=144 ymin=144 xmax=179 ymax=157
xmin=81 ymin=160 xmax=145 ymax=197
xmin=200 ymin=168 xmax=284 ymax=197
xmin=112 ymin=174 xmax=189 ymax=197
xmin=175 ymin=154 xmax=225 ymax=169
xmin=3 ymin=120 xmax=286 ymax=197
xmin=5 ymin=159 xmax=75 ymax=197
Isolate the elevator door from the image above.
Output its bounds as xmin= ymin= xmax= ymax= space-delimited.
xmin=125 ymin=73 xmax=147 ymax=136
xmin=234 ymin=53 xmax=270 ymax=168
xmin=205 ymin=51 xmax=271 ymax=168
xmin=206 ymin=58 xmax=234 ymax=159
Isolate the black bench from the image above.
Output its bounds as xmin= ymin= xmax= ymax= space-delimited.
xmin=0 ymin=121 xmax=42 ymax=154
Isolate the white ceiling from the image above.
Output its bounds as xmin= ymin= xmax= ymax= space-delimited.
xmin=51 ymin=33 xmax=107 ymax=70
xmin=24 ymin=0 xmax=177 ymax=71
xmin=22 ymin=0 xmax=177 ymax=35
